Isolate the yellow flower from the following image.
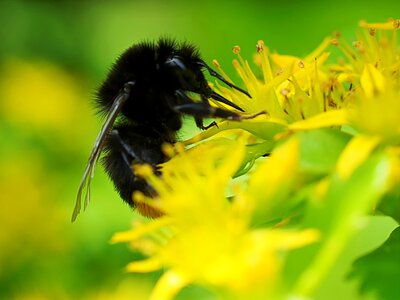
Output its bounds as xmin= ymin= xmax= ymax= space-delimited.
xmin=327 ymin=20 xmax=400 ymax=138
xmin=112 ymin=20 xmax=400 ymax=299
xmin=0 ymin=59 xmax=90 ymax=131
xmin=187 ymin=36 xmax=350 ymax=145
xmin=331 ymin=20 xmax=400 ymax=179
xmin=351 ymin=65 xmax=400 ymax=140
xmin=211 ymin=38 xmax=343 ymax=123
xmin=113 ymin=139 xmax=319 ymax=300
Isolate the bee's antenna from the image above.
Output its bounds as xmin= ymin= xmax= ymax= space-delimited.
xmin=72 ymin=81 xmax=135 ymax=222
xmin=198 ymin=60 xmax=252 ymax=98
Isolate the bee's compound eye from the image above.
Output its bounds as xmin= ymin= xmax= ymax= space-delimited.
xmin=165 ymin=56 xmax=187 ymax=71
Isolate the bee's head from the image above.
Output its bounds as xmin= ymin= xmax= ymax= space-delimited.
xmin=163 ymin=56 xmax=210 ymax=95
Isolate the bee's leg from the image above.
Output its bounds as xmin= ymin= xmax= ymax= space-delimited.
xmin=174 ymin=102 xmax=242 ymax=120
xmin=173 ymin=91 xmax=218 ymax=129
xmin=108 ymin=130 xmax=138 ymax=167
xmin=175 ymin=102 xmax=264 ymax=119
xmin=194 ymin=116 xmax=218 ymax=130
xmin=103 ymin=130 xmax=157 ymax=202
xmin=103 ymin=130 xmax=164 ymax=218
xmin=174 ymin=90 xmax=264 ymax=130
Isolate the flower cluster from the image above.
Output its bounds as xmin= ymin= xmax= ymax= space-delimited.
xmin=114 ymin=20 xmax=400 ymax=299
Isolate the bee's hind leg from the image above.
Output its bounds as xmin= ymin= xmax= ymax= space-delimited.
xmin=102 ymin=129 xmax=159 ymax=204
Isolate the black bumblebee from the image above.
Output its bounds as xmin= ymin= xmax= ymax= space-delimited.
xmin=72 ymin=38 xmax=260 ymax=221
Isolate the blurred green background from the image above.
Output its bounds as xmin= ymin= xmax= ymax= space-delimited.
xmin=0 ymin=0 xmax=398 ymax=299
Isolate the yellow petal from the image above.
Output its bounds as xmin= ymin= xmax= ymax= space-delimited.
xmin=270 ymin=53 xmax=297 ymax=69
xmin=360 ymin=64 xmax=386 ymax=98
xmin=246 ymin=137 xmax=300 ymax=222
xmin=270 ymin=228 xmax=320 ymax=249
xmin=288 ymin=110 xmax=349 ymax=131
xmin=359 ymin=19 xmax=399 ymax=30
xmin=336 ymin=135 xmax=381 ymax=179
xmin=248 ymin=137 xmax=299 ymax=201
xmin=126 ymin=257 xmax=163 ymax=273
xmin=150 ymin=270 xmax=191 ymax=300
xmin=111 ymin=218 xmax=173 ymax=243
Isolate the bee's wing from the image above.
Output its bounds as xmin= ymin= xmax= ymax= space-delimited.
xmin=71 ymin=82 xmax=134 ymax=222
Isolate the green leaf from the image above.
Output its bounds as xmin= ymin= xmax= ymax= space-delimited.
xmin=297 ymin=128 xmax=352 ymax=176
xmin=308 ymin=152 xmax=391 ymax=233
xmin=313 ymin=216 xmax=397 ymax=300
xmin=234 ymin=140 xmax=276 ymax=177
xmin=348 ymin=226 xmax=400 ymax=300
xmin=378 ymin=187 xmax=400 ymax=223
xmin=286 ymin=152 xmax=392 ymax=297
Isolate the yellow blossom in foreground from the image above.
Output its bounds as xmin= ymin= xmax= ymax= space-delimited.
xmin=113 ymin=139 xmax=319 ymax=300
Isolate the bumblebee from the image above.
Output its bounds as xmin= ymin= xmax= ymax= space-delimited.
xmin=72 ymin=38 xmax=259 ymax=221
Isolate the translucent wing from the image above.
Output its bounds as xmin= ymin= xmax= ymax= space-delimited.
xmin=71 ymin=82 xmax=134 ymax=222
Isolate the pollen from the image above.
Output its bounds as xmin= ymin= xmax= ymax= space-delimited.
xmin=369 ymin=28 xmax=376 ymax=36
xmin=331 ymin=39 xmax=339 ymax=46
xmin=212 ymin=59 xmax=221 ymax=68
xmin=174 ymin=142 xmax=186 ymax=154
xmin=133 ymin=164 xmax=154 ymax=178
xmin=256 ymin=41 xmax=264 ymax=53
xmin=232 ymin=59 xmax=240 ymax=68
xmin=232 ymin=45 xmax=241 ymax=54
xmin=353 ymin=41 xmax=366 ymax=54
xmin=133 ymin=190 xmax=146 ymax=202
xmin=256 ymin=40 xmax=265 ymax=53
xmin=280 ymin=88 xmax=290 ymax=96
xmin=161 ymin=143 xmax=176 ymax=158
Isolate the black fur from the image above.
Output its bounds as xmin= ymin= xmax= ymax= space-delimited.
xmin=73 ymin=38 xmax=255 ymax=220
